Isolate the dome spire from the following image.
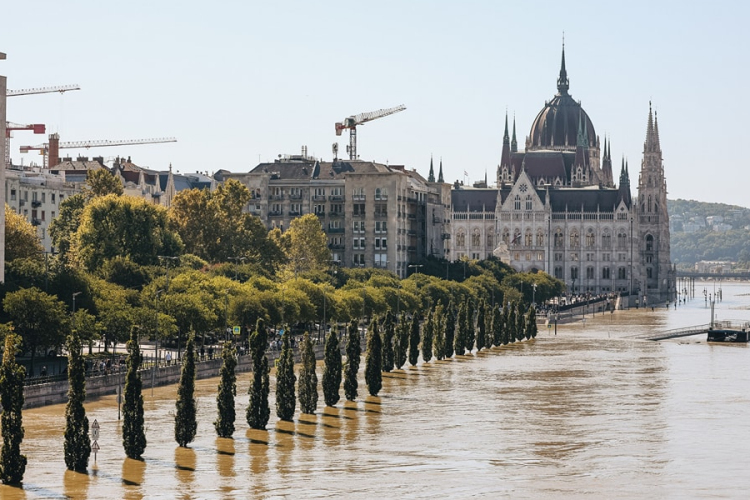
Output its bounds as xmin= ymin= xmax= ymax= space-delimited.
xmin=557 ymin=36 xmax=569 ymax=95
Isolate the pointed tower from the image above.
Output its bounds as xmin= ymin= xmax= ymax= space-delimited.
xmin=617 ymin=157 xmax=631 ymax=207
xmin=511 ymin=115 xmax=518 ymax=153
xmin=498 ymin=112 xmax=512 ymax=184
xmin=438 ymin=158 xmax=444 ymax=183
xmin=428 ymin=156 xmax=435 ymax=182
xmin=601 ymin=137 xmax=614 ymax=187
xmin=557 ymin=43 xmax=569 ymax=95
xmin=637 ymin=103 xmax=672 ymax=302
xmin=572 ymin=111 xmax=589 ymax=185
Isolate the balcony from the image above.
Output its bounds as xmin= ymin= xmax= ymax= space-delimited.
xmin=268 ymin=210 xmax=283 ymax=217
xmin=328 ymin=243 xmax=345 ymax=250
xmin=312 ymin=195 xmax=326 ymax=202
xmin=329 ymin=195 xmax=344 ymax=201
xmin=374 ymin=195 xmax=388 ymax=201
xmin=31 ymin=218 xmax=41 ymax=226
xmin=329 ymin=211 xmax=343 ymax=218
xmin=373 ymin=244 xmax=388 ymax=250
xmin=288 ymin=210 xmax=301 ymax=216
xmin=353 ymin=212 xmax=365 ymax=218
xmin=289 ymin=193 xmax=302 ymax=200
xmin=352 ymin=195 xmax=366 ymax=201
xmin=374 ymin=211 xmax=388 ymax=218
xmin=374 ymin=261 xmax=389 ymax=269
xmin=327 ymin=227 xmax=345 ymax=233
xmin=32 ymin=200 xmax=42 ymax=208
xmin=270 ymin=194 xmax=284 ymax=201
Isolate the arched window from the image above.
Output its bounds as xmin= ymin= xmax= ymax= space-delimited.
xmin=586 ymin=266 xmax=595 ymax=279
xmin=554 ymin=228 xmax=564 ymax=248
xmin=524 ymin=230 xmax=533 ymax=247
xmin=617 ymin=231 xmax=627 ymax=250
xmin=647 ymin=267 xmax=653 ymax=278
xmin=570 ymin=230 xmax=580 ymax=249
xmin=570 ymin=266 xmax=579 ymax=280
xmin=457 ymin=231 xmax=466 ymax=248
xmin=487 ymin=234 xmax=493 ymax=248
xmin=618 ymin=267 xmax=627 ymax=279
xmin=536 ymin=231 xmax=544 ymax=246
xmin=602 ymin=231 xmax=611 ymax=249
xmin=646 ymin=234 xmax=654 ymax=252
xmin=525 ymin=195 xmax=532 ymax=210
xmin=648 ymin=195 xmax=652 ymax=213
xmin=585 ymin=229 xmax=595 ymax=248
xmin=472 ymin=229 xmax=481 ymax=248
xmin=375 ymin=188 xmax=382 ymax=200
xmin=514 ymin=195 xmax=521 ymax=210
xmin=602 ymin=267 xmax=610 ymax=279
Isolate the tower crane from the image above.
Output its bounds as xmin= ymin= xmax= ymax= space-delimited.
xmin=6 ymin=84 xmax=81 ymax=97
xmin=5 ymin=122 xmax=45 ymax=166
xmin=335 ymin=104 xmax=406 ymax=160
xmin=20 ymin=135 xmax=177 ymax=168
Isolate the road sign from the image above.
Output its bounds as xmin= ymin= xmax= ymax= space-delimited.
xmin=91 ymin=419 xmax=101 ymax=462
xmin=233 ymin=326 xmax=241 ymax=336
xmin=92 ymin=441 xmax=100 ymax=452
xmin=91 ymin=427 xmax=100 ymax=440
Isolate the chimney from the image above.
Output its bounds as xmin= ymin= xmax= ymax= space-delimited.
xmin=48 ymin=133 xmax=60 ymax=169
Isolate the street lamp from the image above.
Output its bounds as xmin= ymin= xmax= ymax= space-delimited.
xmin=229 ymin=256 xmax=246 ymax=281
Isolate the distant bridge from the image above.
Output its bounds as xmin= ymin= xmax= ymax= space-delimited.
xmin=676 ymin=271 xmax=750 ymax=279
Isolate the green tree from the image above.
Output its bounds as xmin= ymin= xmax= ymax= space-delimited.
xmin=455 ymin=301 xmax=467 ymax=356
xmin=3 ymin=287 xmax=70 ymax=376
xmin=476 ymin=300 xmax=486 ymax=352
xmin=322 ymin=329 xmax=342 ymax=407
xmin=276 ymin=331 xmax=297 ymax=421
xmin=381 ymin=312 xmax=395 ymax=372
xmin=122 ymin=327 xmax=146 ymax=460
xmin=465 ymin=298 xmax=476 ymax=353
xmin=433 ymin=303 xmax=445 ymax=361
xmin=214 ymin=343 xmax=237 ymax=438
xmin=281 ymin=214 xmax=331 ymax=276
xmin=408 ymin=313 xmax=420 ymax=366
xmin=343 ymin=319 xmax=360 ymax=401
xmin=505 ymin=303 xmax=515 ymax=344
xmin=298 ymin=332 xmax=318 ymax=414
xmin=515 ymin=303 xmax=525 ymax=342
xmin=364 ymin=317 xmax=382 ymax=396
xmin=394 ymin=312 xmax=409 ymax=370
xmin=63 ymin=332 xmax=91 ymax=472
xmin=421 ymin=309 xmax=433 ymax=363
xmin=247 ymin=319 xmax=270 ymax=429
xmin=83 ymin=168 xmax=123 ymax=197
xmin=49 ymin=193 xmax=86 ymax=262
xmin=4 ymin=204 xmax=43 ymax=262
xmin=492 ymin=304 xmax=503 ymax=346
xmin=526 ymin=305 xmax=538 ymax=339
xmin=175 ymin=333 xmax=198 ymax=447
xmin=444 ymin=301 xmax=456 ymax=358
xmin=0 ymin=334 xmax=27 ymax=485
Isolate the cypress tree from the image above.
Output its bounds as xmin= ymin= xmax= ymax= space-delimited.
xmin=322 ymin=329 xmax=342 ymax=407
xmin=276 ymin=331 xmax=296 ymax=421
xmin=444 ymin=301 xmax=456 ymax=358
xmin=0 ymin=334 xmax=27 ymax=485
xmin=421 ymin=309 xmax=434 ymax=363
xmin=514 ymin=303 xmax=524 ymax=342
xmin=527 ymin=305 xmax=538 ymax=339
xmin=247 ymin=319 xmax=270 ymax=429
xmin=381 ymin=312 xmax=395 ymax=372
xmin=364 ymin=317 xmax=383 ymax=396
xmin=298 ymin=331 xmax=318 ymax=414
xmin=454 ymin=301 xmax=466 ymax=356
xmin=214 ymin=342 xmax=237 ymax=438
xmin=476 ymin=300 xmax=486 ymax=352
xmin=408 ymin=313 xmax=420 ymax=366
xmin=122 ymin=326 xmax=146 ymax=460
xmin=433 ymin=303 xmax=445 ymax=360
xmin=465 ymin=298 xmax=476 ymax=353
xmin=492 ymin=305 xmax=503 ymax=347
xmin=394 ymin=312 xmax=409 ymax=369
xmin=175 ymin=332 xmax=198 ymax=447
xmin=64 ymin=332 xmax=91 ymax=471
xmin=343 ymin=319 xmax=361 ymax=401
xmin=505 ymin=303 xmax=515 ymax=344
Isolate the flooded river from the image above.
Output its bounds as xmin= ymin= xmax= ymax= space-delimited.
xmin=2 ymin=281 xmax=749 ymax=499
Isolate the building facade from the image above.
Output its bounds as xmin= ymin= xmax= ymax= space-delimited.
xmin=450 ymin=48 xmax=674 ymax=304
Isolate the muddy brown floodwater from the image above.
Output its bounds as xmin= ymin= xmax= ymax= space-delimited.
xmin=2 ymin=281 xmax=749 ymax=499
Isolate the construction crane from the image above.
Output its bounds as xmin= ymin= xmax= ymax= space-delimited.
xmin=20 ymin=135 xmax=177 ymax=168
xmin=5 ymin=122 xmax=45 ymax=166
xmin=6 ymin=84 xmax=81 ymax=97
xmin=335 ymin=104 xmax=406 ymax=160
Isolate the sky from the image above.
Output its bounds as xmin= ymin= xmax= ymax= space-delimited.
xmin=2 ymin=0 xmax=749 ymax=206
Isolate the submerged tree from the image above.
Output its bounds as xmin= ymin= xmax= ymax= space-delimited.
xmin=175 ymin=333 xmax=198 ymax=447
xmin=247 ymin=319 xmax=271 ymax=429
xmin=493 ymin=304 xmax=503 ymax=347
xmin=455 ymin=301 xmax=467 ymax=356
xmin=122 ymin=327 xmax=146 ymax=460
xmin=444 ymin=301 xmax=456 ymax=358
xmin=298 ymin=332 xmax=318 ymax=414
xmin=322 ymin=329 xmax=342 ymax=407
xmin=421 ymin=309 xmax=434 ymax=363
xmin=515 ymin=303 xmax=526 ymax=342
xmin=526 ymin=305 xmax=538 ymax=339
xmin=408 ymin=313 xmax=420 ymax=366
xmin=364 ymin=317 xmax=383 ymax=396
xmin=381 ymin=312 xmax=395 ymax=372
xmin=276 ymin=331 xmax=297 ymax=421
xmin=64 ymin=332 xmax=91 ymax=471
xmin=394 ymin=312 xmax=409 ymax=369
xmin=0 ymin=334 xmax=27 ymax=485
xmin=465 ymin=298 xmax=476 ymax=353
xmin=476 ymin=300 xmax=486 ymax=352
xmin=344 ymin=319 xmax=361 ymax=401
xmin=433 ymin=303 xmax=445 ymax=360
xmin=214 ymin=342 xmax=237 ymax=438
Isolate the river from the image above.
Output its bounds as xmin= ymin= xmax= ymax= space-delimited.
xmin=2 ymin=281 xmax=749 ymax=499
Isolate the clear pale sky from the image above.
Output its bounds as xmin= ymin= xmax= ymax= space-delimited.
xmin=2 ymin=1 xmax=748 ymax=206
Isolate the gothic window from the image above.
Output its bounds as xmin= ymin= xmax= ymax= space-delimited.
xmin=647 ymin=267 xmax=653 ymax=279
xmin=648 ymin=195 xmax=652 ymax=213
xmin=554 ymin=228 xmax=564 ymax=248
xmin=602 ymin=231 xmax=612 ymax=249
xmin=617 ymin=231 xmax=627 ymax=250
xmin=645 ymin=234 xmax=654 ymax=252
xmin=570 ymin=266 xmax=579 ymax=280
xmin=586 ymin=266 xmax=595 ymax=279
xmin=570 ymin=230 xmax=580 ymax=249
xmin=524 ymin=231 xmax=533 ymax=247
xmin=602 ymin=267 xmax=610 ymax=279
xmin=487 ymin=234 xmax=493 ymax=247
xmin=471 ymin=229 xmax=481 ymax=248
xmin=585 ymin=229 xmax=595 ymax=248
xmin=502 ymin=228 xmax=510 ymax=244
xmin=554 ymin=266 xmax=563 ymax=279
xmin=514 ymin=195 xmax=521 ymax=210
xmin=618 ymin=267 xmax=627 ymax=280
xmin=457 ymin=230 xmax=466 ymax=248
xmin=536 ymin=231 xmax=544 ymax=246
xmin=525 ymin=195 xmax=532 ymax=210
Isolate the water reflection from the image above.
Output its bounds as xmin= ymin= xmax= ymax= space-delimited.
xmin=174 ymin=446 xmax=196 ymax=497
xmin=121 ymin=457 xmax=145 ymax=499
xmin=63 ymin=469 xmax=90 ymax=500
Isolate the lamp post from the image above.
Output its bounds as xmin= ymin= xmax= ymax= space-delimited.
xmin=229 ymin=256 xmax=246 ymax=281
xmin=152 ymin=289 xmax=163 ymax=396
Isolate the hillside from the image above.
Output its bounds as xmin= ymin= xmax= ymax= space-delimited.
xmin=667 ymin=199 xmax=750 ymax=269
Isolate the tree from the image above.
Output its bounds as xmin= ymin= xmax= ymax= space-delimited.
xmin=444 ymin=301 xmax=456 ymax=358
xmin=322 ymin=329 xmax=342 ymax=407
xmin=83 ymin=168 xmax=123 ymax=197
xmin=408 ymin=313 xmax=420 ymax=366
xmin=247 ymin=319 xmax=270 ymax=429
xmin=515 ymin=303 xmax=526 ymax=342
xmin=276 ymin=331 xmax=297 ymax=421
xmin=343 ymin=319 xmax=360 ymax=401
xmin=492 ymin=304 xmax=503 ymax=347
xmin=394 ymin=312 xmax=409 ymax=370
xmin=381 ymin=312 xmax=395 ymax=372
xmin=504 ymin=303 xmax=515 ymax=344
xmin=526 ymin=305 xmax=538 ymax=339
xmin=64 ymin=333 xmax=91 ymax=472
xmin=4 ymin=204 xmax=43 ymax=262
xmin=298 ymin=332 xmax=318 ymax=414
xmin=455 ymin=301 xmax=467 ymax=356
xmin=465 ymin=298 xmax=476 ymax=353
xmin=281 ymin=214 xmax=331 ymax=276
xmin=122 ymin=327 xmax=146 ymax=460
xmin=214 ymin=343 xmax=237 ymax=438
xmin=75 ymin=194 xmax=183 ymax=272
xmin=421 ymin=309 xmax=433 ymax=363
xmin=476 ymin=300 xmax=486 ymax=352
xmin=364 ymin=317 xmax=382 ymax=396
xmin=175 ymin=333 xmax=198 ymax=447
xmin=0 ymin=334 xmax=27 ymax=485
xmin=3 ymin=287 xmax=70 ymax=376
xmin=433 ymin=303 xmax=445 ymax=361
xmin=49 ymin=193 xmax=86 ymax=262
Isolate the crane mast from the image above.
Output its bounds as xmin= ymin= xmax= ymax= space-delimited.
xmin=335 ymin=104 xmax=405 ymax=160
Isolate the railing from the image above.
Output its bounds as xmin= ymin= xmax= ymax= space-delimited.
xmin=327 ymin=227 xmax=345 ymax=233
xmin=352 ymin=195 xmax=366 ymax=201
xmin=312 ymin=195 xmax=326 ymax=201
xmin=270 ymin=194 xmax=284 ymax=200
xmin=374 ymin=211 xmax=388 ymax=218
xmin=268 ymin=210 xmax=283 ymax=216
xmin=329 ymin=195 xmax=344 ymax=201
xmin=289 ymin=193 xmax=302 ymax=200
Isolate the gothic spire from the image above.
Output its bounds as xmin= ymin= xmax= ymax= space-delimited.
xmin=500 ymin=111 xmax=511 ymax=168
xmin=557 ymin=42 xmax=569 ymax=94
xmin=644 ymin=101 xmax=658 ymax=153
xmin=511 ymin=115 xmax=518 ymax=153
xmin=438 ymin=158 xmax=444 ymax=183
xmin=503 ymin=112 xmax=510 ymax=144
xmin=654 ymin=109 xmax=661 ymax=152
xmin=618 ymin=156 xmax=632 ymax=206
xmin=428 ymin=155 xmax=435 ymax=182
